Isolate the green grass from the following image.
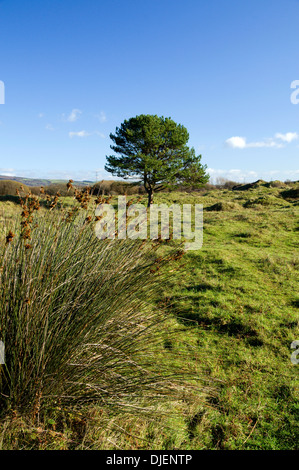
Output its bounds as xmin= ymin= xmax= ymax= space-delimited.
xmin=0 ymin=182 xmax=298 ymax=449
xmin=150 ymin=184 xmax=298 ymax=450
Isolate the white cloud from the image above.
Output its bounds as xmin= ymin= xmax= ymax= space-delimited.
xmin=38 ymin=113 xmax=44 ymax=118
xmin=45 ymin=124 xmax=54 ymax=131
xmin=225 ymin=134 xmax=288 ymax=149
xmin=247 ymin=140 xmax=283 ymax=148
xmin=64 ymin=108 xmax=82 ymax=122
xmin=69 ymin=130 xmax=91 ymax=138
xmin=69 ymin=130 xmax=105 ymax=138
xmin=94 ymin=131 xmax=105 ymax=138
xmin=207 ymin=168 xmax=299 ymax=183
xmin=0 ymin=168 xmax=15 ymax=177
xmin=95 ymin=111 xmax=107 ymax=123
xmin=225 ymin=136 xmax=247 ymax=149
xmin=275 ymin=132 xmax=298 ymax=143
xmin=207 ymin=168 xmax=258 ymax=181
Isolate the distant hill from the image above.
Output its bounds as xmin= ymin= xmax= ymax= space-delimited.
xmin=0 ymin=175 xmax=94 ymax=187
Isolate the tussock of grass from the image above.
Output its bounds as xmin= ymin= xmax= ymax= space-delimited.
xmin=205 ymin=202 xmax=242 ymax=211
xmin=0 ymin=187 xmax=208 ymax=449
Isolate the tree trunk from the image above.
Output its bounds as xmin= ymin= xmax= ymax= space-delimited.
xmin=147 ymin=189 xmax=153 ymax=207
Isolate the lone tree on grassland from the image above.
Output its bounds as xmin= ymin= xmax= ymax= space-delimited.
xmin=105 ymin=114 xmax=209 ymax=206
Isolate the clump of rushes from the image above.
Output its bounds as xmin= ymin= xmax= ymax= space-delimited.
xmin=16 ymin=190 xmax=40 ymax=243
xmin=49 ymin=192 xmax=60 ymax=210
xmin=74 ymin=187 xmax=92 ymax=209
xmin=66 ymin=179 xmax=74 ymax=191
xmin=0 ymin=181 xmax=204 ymax=431
xmin=5 ymin=230 xmax=14 ymax=245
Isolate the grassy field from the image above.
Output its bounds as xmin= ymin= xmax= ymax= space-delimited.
xmin=153 ymin=183 xmax=298 ymax=449
xmin=0 ymin=180 xmax=298 ymax=449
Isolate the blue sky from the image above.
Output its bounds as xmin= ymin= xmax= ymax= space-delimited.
xmin=0 ymin=0 xmax=298 ymax=183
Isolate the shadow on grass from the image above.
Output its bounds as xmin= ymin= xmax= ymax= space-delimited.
xmin=185 ymin=282 xmax=220 ymax=293
xmin=280 ymin=188 xmax=299 ymax=201
xmin=165 ymin=299 xmax=264 ymax=346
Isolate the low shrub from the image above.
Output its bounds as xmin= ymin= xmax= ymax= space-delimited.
xmin=43 ymin=183 xmax=77 ymax=197
xmin=215 ymin=178 xmax=239 ymax=189
xmin=91 ymin=180 xmax=141 ymax=196
xmin=0 ymin=180 xmax=30 ymax=196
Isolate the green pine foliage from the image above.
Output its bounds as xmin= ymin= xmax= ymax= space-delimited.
xmin=105 ymin=115 xmax=209 ymax=206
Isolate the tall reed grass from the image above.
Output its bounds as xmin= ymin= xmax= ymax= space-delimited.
xmin=0 ymin=188 xmax=200 ymax=429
